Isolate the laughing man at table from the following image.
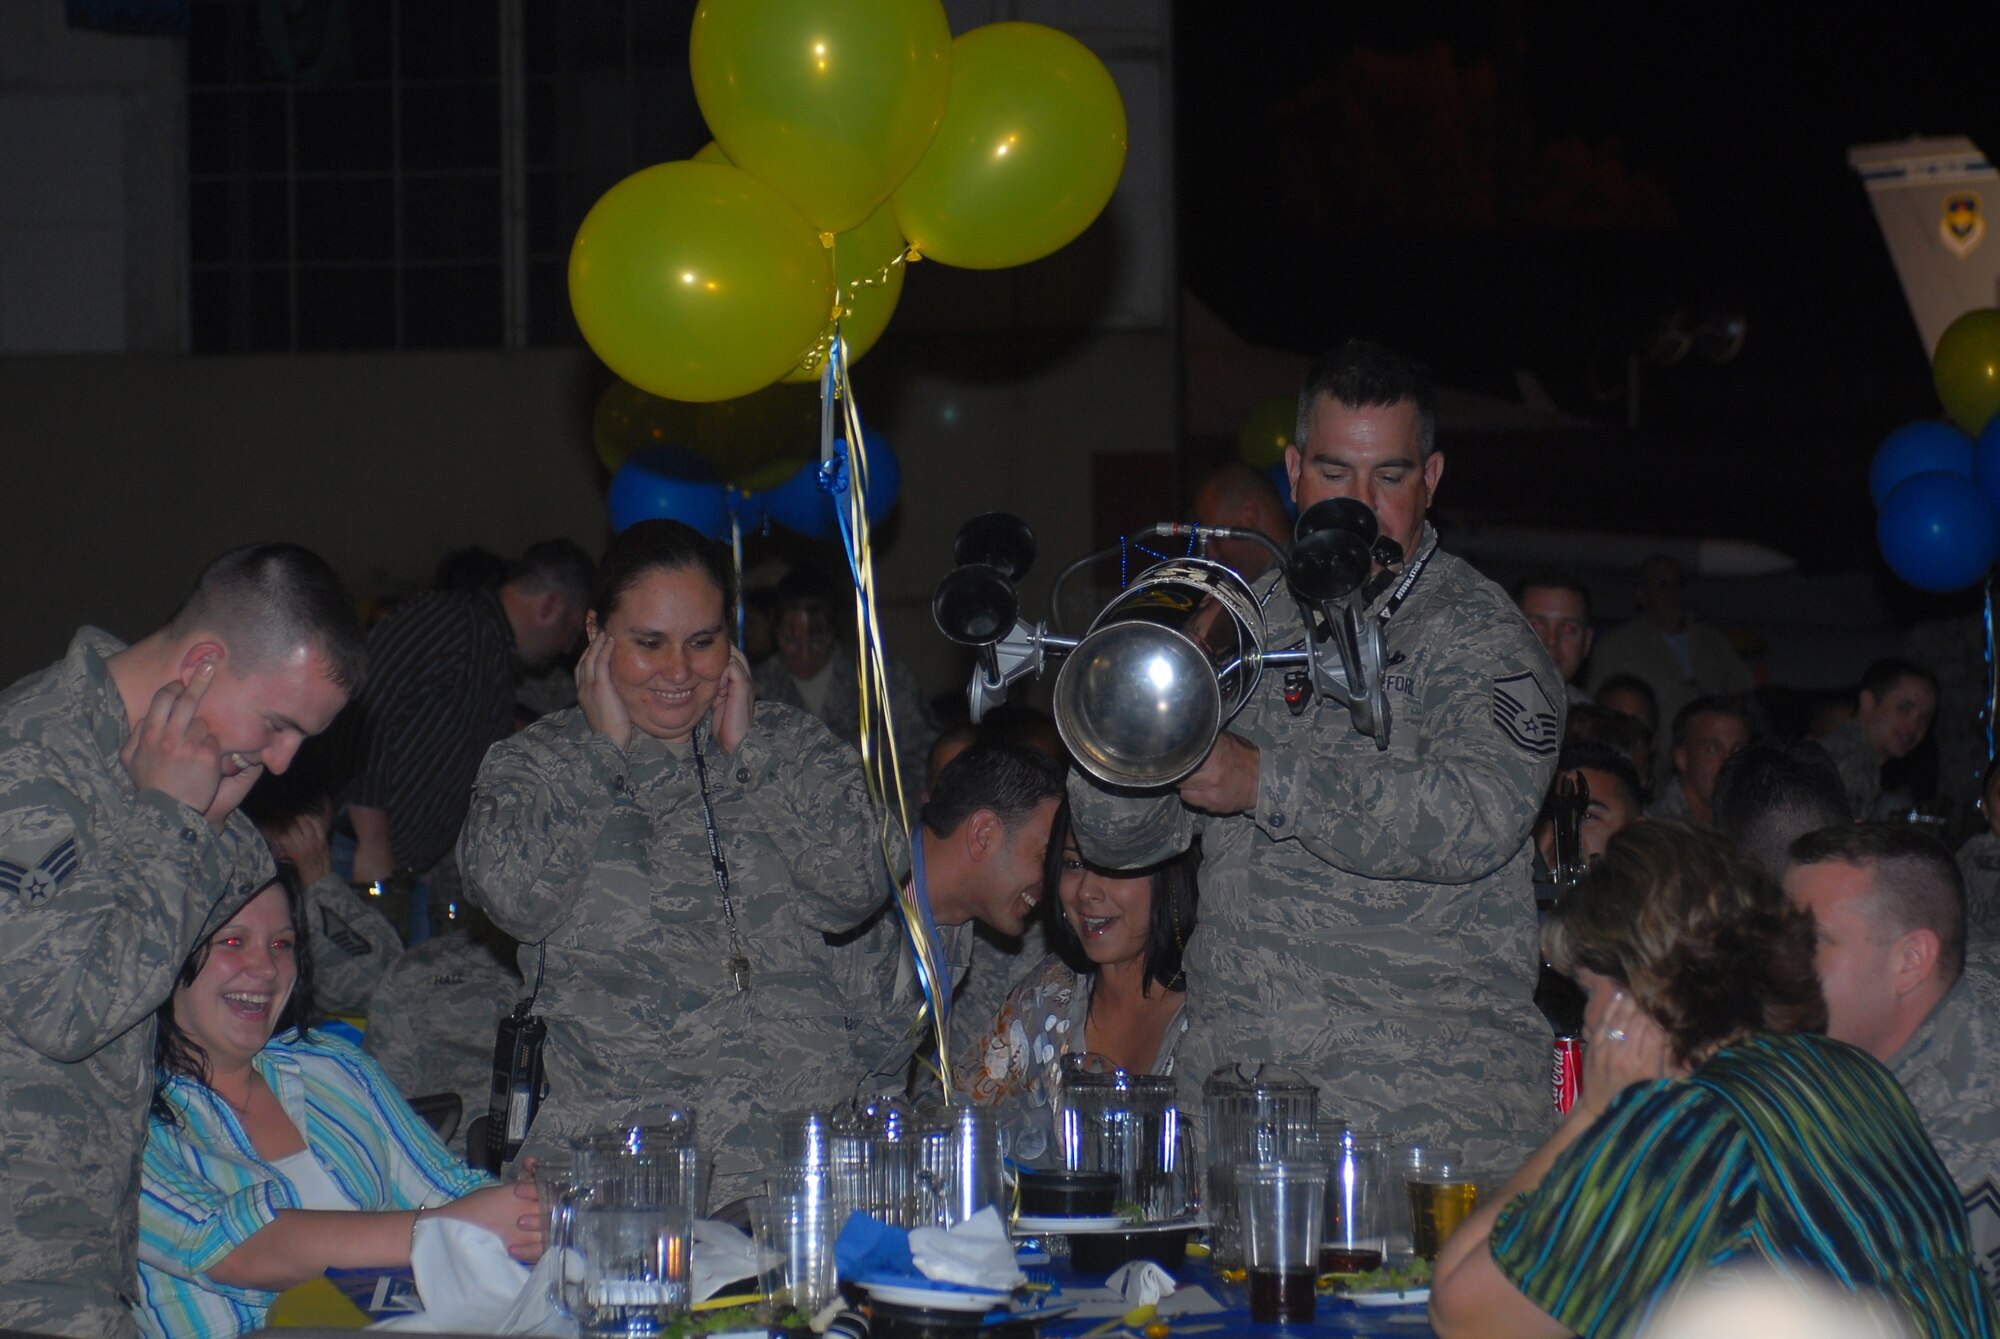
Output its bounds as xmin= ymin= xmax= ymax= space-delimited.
xmin=1067 ymin=340 xmax=1563 ymax=1165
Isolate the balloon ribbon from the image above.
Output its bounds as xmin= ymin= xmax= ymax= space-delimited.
xmin=816 ymin=335 xmax=954 ymax=1101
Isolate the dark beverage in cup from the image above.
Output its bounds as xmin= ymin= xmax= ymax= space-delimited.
xmin=1318 ymin=1245 xmax=1384 ymax=1273
xmin=1247 ymin=1265 xmax=1317 ymax=1323
xmin=1407 ymin=1178 xmax=1479 ymax=1260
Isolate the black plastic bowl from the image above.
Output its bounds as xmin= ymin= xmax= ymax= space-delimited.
xmin=1067 ymin=1225 xmax=1195 ymax=1275
xmin=1016 ymin=1169 xmax=1119 ymax=1217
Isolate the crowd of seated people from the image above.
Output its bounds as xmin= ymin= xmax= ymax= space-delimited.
xmin=7 ymin=346 xmax=2000 ymax=1339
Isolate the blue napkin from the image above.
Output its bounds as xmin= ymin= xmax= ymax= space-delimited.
xmin=834 ymin=1212 xmax=1006 ymax=1295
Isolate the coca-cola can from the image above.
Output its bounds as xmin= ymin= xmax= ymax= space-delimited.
xmin=1551 ymin=1035 xmax=1583 ymax=1115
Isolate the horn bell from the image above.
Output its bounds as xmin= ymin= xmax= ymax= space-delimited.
xmin=1054 ymin=622 xmax=1223 ymax=789
xmin=951 ymin=512 xmax=1037 ymax=582
xmin=932 ymin=564 xmax=1019 ymax=647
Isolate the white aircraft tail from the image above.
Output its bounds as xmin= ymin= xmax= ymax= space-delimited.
xmin=1849 ymin=136 xmax=2000 ymax=357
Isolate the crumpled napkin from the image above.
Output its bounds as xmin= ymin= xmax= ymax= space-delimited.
xmin=691 ymin=1218 xmax=760 ymax=1303
xmin=835 ymin=1209 xmax=1025 ymax=1294
xmin=908 ymin=1208 xmax=1026 ymax=1291
xmin=1104 ymin=1260 xmax=1177 ymax=1308
xmin=371 ymin=1215 xmax=567 ymax=1335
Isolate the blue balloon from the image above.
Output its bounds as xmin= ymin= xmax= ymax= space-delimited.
xmin=1973 ymin=414 xmax=2000 ymax=516
xmin=1877 ymin=470 xmax=2000 ymax=592
xmin=767 ymin=432 xmax=901 ymax=540
xmin=1869 ymin=421 xmax=1974 ymax=508
xmin=607 ymin=445 xmax=728 ymax=535
xmin=1267 ymin=461 xmax=1298 ymax=520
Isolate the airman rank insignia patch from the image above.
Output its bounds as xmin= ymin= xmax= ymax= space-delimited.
xmin=0 ymin=835 xmax=79 ymax=906
xmin=1493 ymin=672 xmax=1559 ymax=755
xmin=1944 ymin=192 xmax=1984 ymax=258
xmin=318 ymin=905 xmax=373 ymax=958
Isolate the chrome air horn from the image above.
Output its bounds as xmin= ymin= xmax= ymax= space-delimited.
xmin=933 ymin=504 xmax=1403 ymax=789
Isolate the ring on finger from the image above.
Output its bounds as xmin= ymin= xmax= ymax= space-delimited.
xmin=1605 ymin=1027 xmax=1628 ymax=1043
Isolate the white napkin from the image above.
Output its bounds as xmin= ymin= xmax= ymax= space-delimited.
xmin=691 ymin=1218 xmax=761 ymax=1303
xmin=1104 ymin=1260 xmax=1177 ymax=1307
xmin=371 ymin=1215 xmax=567 ymax=1334
xmin=907 ymin=1207 xmax=1027 ymax=1290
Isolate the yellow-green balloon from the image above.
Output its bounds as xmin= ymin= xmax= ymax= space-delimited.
xmin=892 ymin=22 xmax=1127 ymax=271
xmin=692 ymin=139 xmax=732 ymax=165
xmin=1934 ymin=307 xmax=2000 ymax=437
xmin=1237 ymin=394 xmax=1297 ymax=470
xmin=783 ymin=198 xmax=907 ymax=382
xmin=593 ymin=379 xmax=817 ymax=490
xmin=569 ymin=161 xmax=834 ymax=403
xmin=690 ymin=0 xmax=952 ymax=235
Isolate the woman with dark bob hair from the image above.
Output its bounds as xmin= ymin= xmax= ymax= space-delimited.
xmin=956 ymin=798 xmax=1199 ymax=1163
xmin=134 ymin=865 xmax=533 ymax=1339
xmin=460 ymin=520 xmax=892 ymax=1204
xmin=1430 ymin=822 xmax=1992 ymax=1339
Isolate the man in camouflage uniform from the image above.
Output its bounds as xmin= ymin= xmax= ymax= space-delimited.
xmin=1817 ymin=657 xmax=1939 ymax=821
xmin=0 ymin=544 xmax=362 ymax=1337
xmin=460 ymin=699 xmax=893 ymax=1206
xmin=752 ymin=567 xmax=939 ymax=814
xmin=1784 ymin=824 xmax=2000 ymax=1301
xmin=1068 ymin=341 xmax=1563 ymax=1165
xmin=364 ymin=928 xmax=519 ymax=1153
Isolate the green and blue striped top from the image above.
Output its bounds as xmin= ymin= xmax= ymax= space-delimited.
xmin=1492 ymin=1031 xmax=1994 ymax=1338
xmin=133 ymin=1032 xmax=491 ymax=1339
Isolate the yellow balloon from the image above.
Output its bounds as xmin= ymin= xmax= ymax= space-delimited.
xmin=782 ymin=199 xmax=908 ymax=382
xmin=691 ymin=0 xmax=953 ymax=234
xmin=593 ymin=379 xmax=819 ymax=490
xmin=892 ymin=22 xmax=1127 ymax=270
xmin=1934 ymin=307 xmax=2000 ymax=437
xmin=1236 ymin=394 xmax=1297 ymax=471
xmin=569 ymin=161 xmax=835 ymax=403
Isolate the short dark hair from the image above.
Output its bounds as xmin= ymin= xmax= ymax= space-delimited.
xmin=1554 ymin=741 xmax=1642 ymax=815
xmin=151 ymin=864 xmax=316 ymax=1124
xmin=1295 ymin=339 xmax=1439 ymax=459
xmin=1039 ymin=799 xmax=1199 ymax=995
xmin=1857 ymin=656 xmax=1939 ymax=703
xmin=1595 ymin=674 xmax=1659 ymax=731
xmin=920 ymin=742 xmax=1065 ymax=838
xmin=1513 ymin=571 xmax=1593 ymax=621
xmin=1671 ymin=693 xmax=1753 ymax=749
xmin=594 ymin=520 xmax=736 ymax=627
xmin=1786 ymin=823 xmax=1966 ymax=986
xmin=166 ymin=543 xmax=367 ymax=692
xmin=1711 ymin=739 xmax=1852 ymax=875
xmin=1546 ymin=822 xmax=1825 ymax=1063
xmin=1563 ymin=704 xmax=1652 ymax=782
xmin=508 ymin=538 xmax=595 ymax=608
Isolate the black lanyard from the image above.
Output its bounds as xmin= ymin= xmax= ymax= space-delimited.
xmin=1373 ymin=535 xmax=1436 ymax=628
xmin=690 ymin=733 xmax=752 ymax=992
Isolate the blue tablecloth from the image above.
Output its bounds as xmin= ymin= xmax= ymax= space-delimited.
xmin=1033 ymin=1257 xmax=1437 ymax=1339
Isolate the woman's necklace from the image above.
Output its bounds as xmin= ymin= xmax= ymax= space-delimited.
xmin=690 ymin=732 xmax=752 ymax=992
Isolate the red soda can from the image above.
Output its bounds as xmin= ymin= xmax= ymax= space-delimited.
xmin=1552 ymin=1035 xmax=1582 ymax=1115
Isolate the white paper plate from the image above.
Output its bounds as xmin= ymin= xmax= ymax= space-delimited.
xmin=1348 ymin=1287 xmax=1430 ymax=1308
xmin=1011 ymin=1214 xmax=1133 ymax=1233
xmin=860 ymin=1281 xmax=1012 ymax=1313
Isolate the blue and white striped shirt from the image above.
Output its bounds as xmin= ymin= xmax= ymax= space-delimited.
xmin=133 ymin=1032 xmax=491 ymax=1339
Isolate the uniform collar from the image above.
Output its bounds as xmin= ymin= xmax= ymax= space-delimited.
xmin=1889 ymin=971 xmax=1970 ymax=1073
xmin=65 ymin=627 xmax=135 ymax=772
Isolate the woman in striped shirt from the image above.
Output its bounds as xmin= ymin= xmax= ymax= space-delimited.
xmin=132 ymin=865 xmax=540 ymax=1339
xmin=1429 ymin=822 xmax=1993 ymax=1339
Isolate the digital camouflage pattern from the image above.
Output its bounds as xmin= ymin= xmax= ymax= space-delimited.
xmin=1819 ymin=717 xmax=1886 ymax=820
xmin=362 ymin=932 xmax=519 ymax=1143
xmin=303 ymin=874 xmax=403 ymax=1016
xmin=1067 ymin=530 xmax=1563 ymax=1167
xmin=0 ymin=631 xmax=274 ymax=1338
xmin=460 ymin=702 xmax=896 ymax=1204
xmin=1890 ymin=962 xmax=2000 ymax=1303
xmin=752 ymin=649 xmax=938 ymax=816
xmin=1956 ymin=830 xmax=2000 ymax=950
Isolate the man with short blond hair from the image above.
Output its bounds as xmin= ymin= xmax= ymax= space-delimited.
xmin=1784 ymin=823 xmax=2000 ymax=1301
